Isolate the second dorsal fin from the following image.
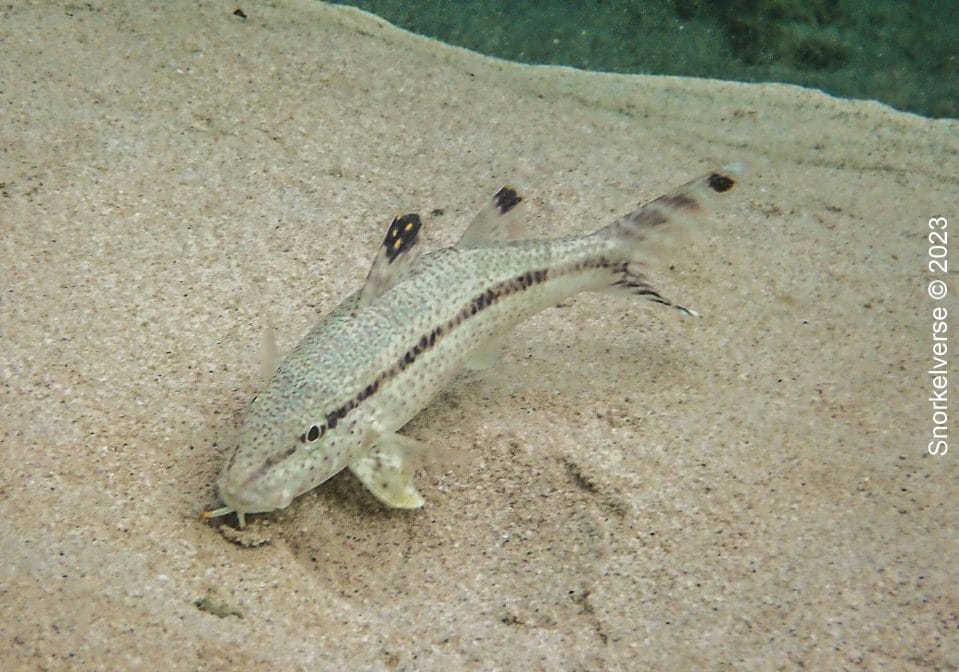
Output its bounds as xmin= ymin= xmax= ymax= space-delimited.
xmin=358 ymin=213 xmax=423 ymax=309
xmin=457 ymin=186 xmax=525 ymax=247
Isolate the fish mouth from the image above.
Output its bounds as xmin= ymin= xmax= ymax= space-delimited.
xmin=202 ymin=504 xmax=247 ymax=528
xmin=202 ymin=492 xmax=260 ymax=529
xmin=204 ymin=439 xmax=305 ymax=527
xmin=202 ymin=478 xmax=292 ymax=529
xmin=201 ymin=496 xmax=284 ymax=529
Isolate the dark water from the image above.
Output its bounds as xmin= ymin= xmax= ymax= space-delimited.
xmin=333 ymin=0 xmax=957 ymax=119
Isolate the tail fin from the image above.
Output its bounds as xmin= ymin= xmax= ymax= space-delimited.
xmin=594 ymin=164 xmax=743 ymax=316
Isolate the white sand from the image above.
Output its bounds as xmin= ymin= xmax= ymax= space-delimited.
xmin=1 ymin=2 xmax=956 ymax=670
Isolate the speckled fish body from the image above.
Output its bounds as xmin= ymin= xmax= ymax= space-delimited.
xmin=205 ymin=167 xmax=742 ymax=527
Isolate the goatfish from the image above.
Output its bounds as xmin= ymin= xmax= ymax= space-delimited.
xmin=204 ymin=166 xmax=742 ymax=527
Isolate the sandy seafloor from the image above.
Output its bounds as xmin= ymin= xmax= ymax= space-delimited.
xmin=1 ymin=2 xmax=957 ymax=670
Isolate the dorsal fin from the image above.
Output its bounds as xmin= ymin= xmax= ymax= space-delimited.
xmin=457 ymin=186 xmax=525 ymax=247
xmin=358 ymin=213 xmax=423 ymax=309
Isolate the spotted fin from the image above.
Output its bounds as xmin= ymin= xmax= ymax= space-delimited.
xmin=349 ymin=432 xmax=426 ymax=508
xmin=457 ymin=186 xmax=525 ymax=247
xmin=598 ymin=166 xmax=742 ymax=260
xmin=595 ymin=165 xmax=743 ymax=315
xmin=358 ymin=213 xmax=423 ymax=309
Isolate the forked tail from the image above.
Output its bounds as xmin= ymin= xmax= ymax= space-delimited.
xmin=593 ymin=164 xmax=744 ymax=315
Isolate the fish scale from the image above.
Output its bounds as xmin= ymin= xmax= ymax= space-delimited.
xmin=204 ymin=167 xmax=742 ymax=527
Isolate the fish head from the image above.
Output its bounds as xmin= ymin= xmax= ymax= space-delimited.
xmin=213 ymin=390 xmax=341 ymax=523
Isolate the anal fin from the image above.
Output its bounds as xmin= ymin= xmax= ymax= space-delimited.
xmin=358 ymin=213 xmax=423 ymax=309
xmin=464 ymin=332 xmax=509 ymax=370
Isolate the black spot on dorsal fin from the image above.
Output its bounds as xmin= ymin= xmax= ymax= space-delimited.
xmin=358 ymin=213 xmax=424 ymax=309
xmin=493 ymin=186 xmax=522 ymax=215
xmin=458 ymin=185 xmax=527 ymax=247
xmin=384 ymin=214 xmax=422 ymax=263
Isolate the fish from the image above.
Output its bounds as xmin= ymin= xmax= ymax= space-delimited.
xmin=203 ymin=166 xmax=743 ymax=527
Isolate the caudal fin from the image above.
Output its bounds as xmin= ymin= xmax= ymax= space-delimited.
xmin=595 ymin=164 xmax=744 ymax=315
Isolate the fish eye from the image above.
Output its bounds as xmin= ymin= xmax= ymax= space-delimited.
xmin=298 ymin=425 xmax=325 ymax=444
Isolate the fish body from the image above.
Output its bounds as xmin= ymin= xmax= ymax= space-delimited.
xmin=205 ymin=167 xmax=742 ymax=527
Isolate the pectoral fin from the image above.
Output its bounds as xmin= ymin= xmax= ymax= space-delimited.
xmin=258 ymin=314 xmax=281 ymax=381
xmin=349 ymin=432 xmax=426 ymax=508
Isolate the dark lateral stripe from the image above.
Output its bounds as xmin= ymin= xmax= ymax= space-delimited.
xmin=243 ymin=442 xmax=300 ymax=488
xmin=314 ymin=258 xmax=622 ymax=439
xmin=322 ymin=268 xmax=547 ymax=430
xmin=302 ymin=169 xmax=740 ymax=454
